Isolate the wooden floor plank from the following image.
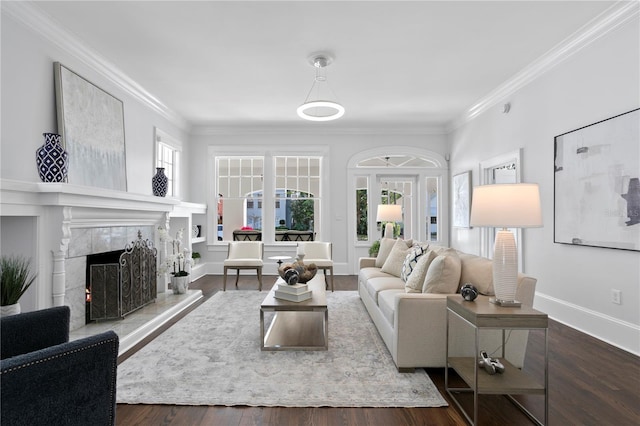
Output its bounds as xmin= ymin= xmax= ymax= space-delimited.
xmin=116 ymin=275 xmax=640 ymax=426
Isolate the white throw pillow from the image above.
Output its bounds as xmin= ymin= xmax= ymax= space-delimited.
xmin=376 ymin=238 xmax=412 ymax=267
xmin=401 ymin=243 xmax=430 ymax=282
xmin=405 ymin=250 xmax=437 ymax=293
xmin=375 ymin=238 xmax=397 ymax=267
xmin=458 ymin=252 xmax=495 ymax=295
xmin=423 ymin=248 xmax=462 ymax=294
xmin=380 ymin=239 xmax=413 ymax=278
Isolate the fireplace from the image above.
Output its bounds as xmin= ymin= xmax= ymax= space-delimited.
xmin=85 ymin=232 xmax=158 ymax=323
xmin=0 ymin=180 xmax=193 ymax=331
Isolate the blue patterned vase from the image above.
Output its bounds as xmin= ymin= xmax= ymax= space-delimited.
xmin=152 ymin=167 xmax=168 ymax=197
xmin=35 ymin=133 xmax=68 ymax=182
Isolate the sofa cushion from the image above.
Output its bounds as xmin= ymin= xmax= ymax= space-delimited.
xmin=405 ymin=249 xmax=437 ymax=293
xmin=401 ymin=243 xmax=430 ymax=282
xmin=359 ymin=267 xmax=394 ymax=283
xmin=458 ymin=252 xmax=495 ymax=295
xmin=381 ymin=239 xmax=413 ymax=277
xmin=365 ymin=276 xmax=405 ymax=304
xmin=423 ymin=248 xmax=462 ymax=294
xmin=378 ymin=289 xmax=404 ymax=325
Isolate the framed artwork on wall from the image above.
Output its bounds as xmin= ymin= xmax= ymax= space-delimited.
xmin=54 ymin=62 xmax=127 ymax=191
xmin=452 ymin=171 xmax=471 ymax=228
xmin=554 ymin=108 xmax=639 ymax=251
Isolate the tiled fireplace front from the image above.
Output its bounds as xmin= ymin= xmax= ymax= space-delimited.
xmin=65 ymin=226 xmax=154 ymax=330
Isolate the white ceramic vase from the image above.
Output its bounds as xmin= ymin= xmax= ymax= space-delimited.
xmin=0 ymin=303 xmax=21 ymax=317
xmin=171 ymin=275 xmax=189 ymax=294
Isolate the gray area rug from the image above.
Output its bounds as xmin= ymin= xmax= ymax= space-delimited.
xmin=117 ymin=290 xmax=448 ymax=407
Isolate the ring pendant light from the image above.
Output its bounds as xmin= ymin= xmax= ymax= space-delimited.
xmin=297 ymin=55 xmax=345 ymax=121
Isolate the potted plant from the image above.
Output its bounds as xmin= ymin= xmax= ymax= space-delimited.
xmin=192 ymin=252 xmax=201 ymax=265
xmin=1 ymin=255 xmax=37 ymax=316
xmin=158 ymin=227 xmax=192 ymax=294
xmin=369 ymin=240 xmax=381 ymax=257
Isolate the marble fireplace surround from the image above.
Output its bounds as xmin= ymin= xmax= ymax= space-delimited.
xmin=0 ymin=179 xmax=181 ymax=330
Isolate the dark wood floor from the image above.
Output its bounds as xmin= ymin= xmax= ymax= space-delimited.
xmin=116 ymin=275 xmax=640 ymax=425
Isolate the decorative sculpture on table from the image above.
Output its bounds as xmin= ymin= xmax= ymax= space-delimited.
xmin=284 ymin=269 xmax=300 ymax=285
xmin=278 ymin=259 xmax=317 ymax=283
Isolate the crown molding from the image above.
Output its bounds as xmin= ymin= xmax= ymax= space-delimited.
xmin=2 ymin=1 xmax=190 ymax=131
xmin=190 ymin=123 xmax=448 ymax=136
xmin=448 ymin=1 xmax=640 ymax=133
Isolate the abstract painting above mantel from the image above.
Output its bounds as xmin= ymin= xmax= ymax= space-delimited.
xmin=54 ymin=62 xmax=127 ymax=191
xmin=554 ymin=108 xmax=639 ymax=251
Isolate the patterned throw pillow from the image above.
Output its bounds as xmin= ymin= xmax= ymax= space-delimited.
xmin=401 ymin=243 xmax=430 ymax=282
xmin=405 ymin=250 xmax=437 ymax=293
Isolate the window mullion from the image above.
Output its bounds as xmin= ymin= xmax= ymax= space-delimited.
xmin=263 ymin=153 xmax=275 ymax=243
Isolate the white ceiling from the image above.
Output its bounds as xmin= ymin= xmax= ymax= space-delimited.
xmin=31 ymin=1 xmax=615 ymax=131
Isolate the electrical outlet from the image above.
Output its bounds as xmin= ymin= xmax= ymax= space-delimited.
xmin=611 ymin=289 xmax=622 ymax=305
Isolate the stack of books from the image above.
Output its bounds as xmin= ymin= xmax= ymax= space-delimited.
xmin=274 ymin=282 xmax=312 ymax=302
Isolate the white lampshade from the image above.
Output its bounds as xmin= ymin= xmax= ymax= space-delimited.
xmin=376 ymin=204 xmax=403 ymax=222
xmin=376 ymin=204 xmax=402 ymax=239
xmin=470 ymin=183 xmax=542 ymax=306
xmin=470 ymin=184 xmax=542 ymax=228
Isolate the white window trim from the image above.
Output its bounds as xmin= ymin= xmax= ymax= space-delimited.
xmin=208 ymin=145 xmax=329 ymax=246
xmin=347 ymin=147 xmax=449 ymax=273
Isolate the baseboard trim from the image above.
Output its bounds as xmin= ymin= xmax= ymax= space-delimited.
xmin=534 ymin=292 xmax=640 ymax=356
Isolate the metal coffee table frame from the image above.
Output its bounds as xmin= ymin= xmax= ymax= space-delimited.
xmin=260 ymin=275 xmax=328 ymax=351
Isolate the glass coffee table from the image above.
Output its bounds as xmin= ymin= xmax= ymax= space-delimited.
xmin=260 ymin=274 xmax=328 ymax=351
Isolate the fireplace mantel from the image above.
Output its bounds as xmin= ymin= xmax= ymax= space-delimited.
xmin=1 ymin=179 xmax=179 ymax=215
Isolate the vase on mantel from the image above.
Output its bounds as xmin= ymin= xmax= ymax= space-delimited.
xmin=152 ymin=167 xmax=168 ymax=197
xmin=36 ymin=133 xmax=68 ymax=183
xmin=171 ymin=274 xmax=189 ymax=294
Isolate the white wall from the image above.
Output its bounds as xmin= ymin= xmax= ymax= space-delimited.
xmin=0 ymin=13 xmax=190 ymax=196
xmin=449 ymin=19 xmax=640 ymax=355
xmin=187 ymin=131 xmax=448 ymax=273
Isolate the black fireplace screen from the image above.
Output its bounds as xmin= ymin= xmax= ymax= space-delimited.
xmin=88 ymin=232 xmax=157 ymax=321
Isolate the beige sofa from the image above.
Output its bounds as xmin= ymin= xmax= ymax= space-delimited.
xmin=358 ymin=239 xmax=537 ymax=371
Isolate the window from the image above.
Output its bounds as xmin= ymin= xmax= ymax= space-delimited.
xmin=355 ymin=176 xmax=368 ymax=241
xmin=348 ymin=149 xmax=448 ymax=247
xmin=155 ymin=128 xmax=182 ymax=197
xmin=425 ymin=177 xmax=439 ymax=241
xmin=213 ymin=151 xmax=324 ymax=243
xmin=216 ymin=157 xmax=264 ymax=240
xmin=379 ymin=179 xmax=412 ymax=239
xmin=274 ymin=156 xmax=320 ymax=236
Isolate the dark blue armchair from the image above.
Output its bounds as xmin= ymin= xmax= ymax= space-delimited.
xmin=1 ymin=306 xmax=119 ymax=425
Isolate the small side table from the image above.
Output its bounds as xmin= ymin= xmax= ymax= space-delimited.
xmin=445 ymin=295 xmax=548 ymax=425
xmin=268 ymin=255 xmax=291 ymax=267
